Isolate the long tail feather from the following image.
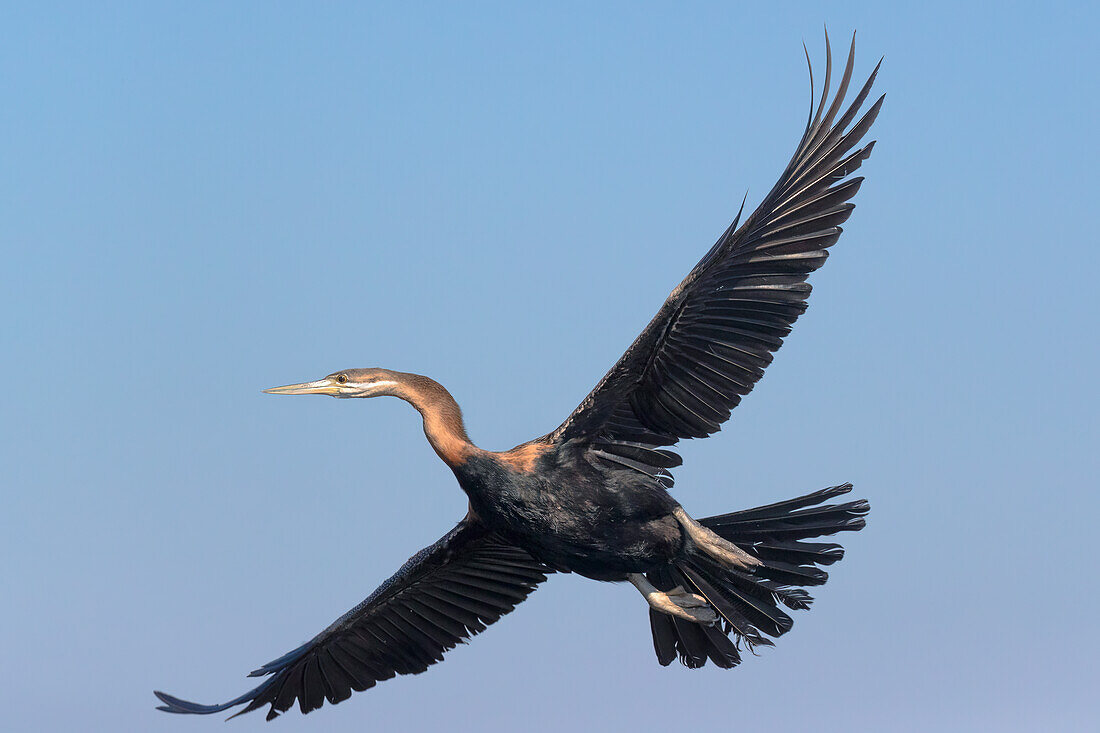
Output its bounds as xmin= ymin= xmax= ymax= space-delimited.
xmin=645 ymin=483 xmax=868 ymax=668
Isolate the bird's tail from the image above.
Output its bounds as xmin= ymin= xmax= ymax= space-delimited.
xmin=646 ymin=483 xmax=868 ymax=668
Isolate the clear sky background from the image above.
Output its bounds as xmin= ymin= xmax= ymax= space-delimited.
xmin=2 ymin=3 xmax=1098 ymax=731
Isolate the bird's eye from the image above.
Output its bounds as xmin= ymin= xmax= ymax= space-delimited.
xmin=337 ymin=374 xmax=348 ymax=384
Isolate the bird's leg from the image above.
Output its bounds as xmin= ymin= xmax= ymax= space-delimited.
xmin=672 ymin=506 xmax=762 ymax=569
xmin=628 ymin=574 xmax=717 ymax=625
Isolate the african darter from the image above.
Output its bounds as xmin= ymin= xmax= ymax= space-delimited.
xmin=156 ymin=33 xmax=880 ymax=721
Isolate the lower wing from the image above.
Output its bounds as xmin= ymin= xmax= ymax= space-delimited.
xmin=155 ymin=516 xmax=551 ymax=720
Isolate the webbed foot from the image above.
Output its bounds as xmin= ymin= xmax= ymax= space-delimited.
xmin=628 ymin=574 xmax=718 ymax=625
xmin=672 ymin=506 xmax=761 ymax=569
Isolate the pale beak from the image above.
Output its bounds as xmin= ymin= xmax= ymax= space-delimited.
xmin=263 ymin=378 xmax=341 ymax=396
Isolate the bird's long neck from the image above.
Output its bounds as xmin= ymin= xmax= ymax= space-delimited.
xmin=390 ymin=373 xmax=476 ymax=468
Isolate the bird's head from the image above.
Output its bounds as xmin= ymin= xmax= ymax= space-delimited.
xmin=264 ymin=368 xmax=401 ymax=399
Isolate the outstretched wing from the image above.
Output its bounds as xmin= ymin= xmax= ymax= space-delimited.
xmin=552 ymin=34 xmax=882 ymax=484
xmin=155 ymin=517 xmax=551 ymax=721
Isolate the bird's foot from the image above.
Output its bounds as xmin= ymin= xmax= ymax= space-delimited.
xmin=672 ymin=506 xmax=761 ymax=569
xmin=663 ymin=585 xmax=719 ymax=624
xmin=628 ymin=575 xmax=718 ymax=625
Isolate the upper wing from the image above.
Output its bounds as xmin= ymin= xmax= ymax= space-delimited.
xmin=155 ymin=516 xmax=550 ymax=721
xmin=551 ymin=35 xmax=882 ymax=483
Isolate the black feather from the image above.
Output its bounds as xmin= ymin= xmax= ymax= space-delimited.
xmin=154 ymin=521 xmax=550 ymax=720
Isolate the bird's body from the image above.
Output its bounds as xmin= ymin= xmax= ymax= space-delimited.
xmin=344 ymin=370 xmax=687 ymax=580
xmin=461 ymin=439 xmax=684 ymax=580
xmin=156 ymin=34 xmax=882 ymax=721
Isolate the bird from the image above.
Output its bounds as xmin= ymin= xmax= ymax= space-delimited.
xmin=156 ymin=33 xmax=881 ymax=722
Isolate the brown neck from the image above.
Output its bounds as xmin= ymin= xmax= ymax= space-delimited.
xmin=390 ymin=373 xmax=476 ymax=468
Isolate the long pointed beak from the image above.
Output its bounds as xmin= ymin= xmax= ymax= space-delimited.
xmin=263 ymin=378 xmax=340 ymax=396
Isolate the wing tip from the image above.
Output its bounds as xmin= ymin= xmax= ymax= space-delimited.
xmin=153 ymin=689 xmax=226 ymax=715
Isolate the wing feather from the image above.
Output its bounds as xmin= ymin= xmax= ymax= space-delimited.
xmin=552 ymin=34 xmax=882 ymax=480
xmin=154 ymin=517 xmax=550 ymax=720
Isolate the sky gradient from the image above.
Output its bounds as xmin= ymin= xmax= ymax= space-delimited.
xmin=2 ymin=3 xmax=1098 ymax=731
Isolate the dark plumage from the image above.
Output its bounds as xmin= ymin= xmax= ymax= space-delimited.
xmin=156 ymin=33 xmax=881 ymax=721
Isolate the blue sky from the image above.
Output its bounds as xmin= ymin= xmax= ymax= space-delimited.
xmin=2 ymin=3 xmax=1097 ymax=731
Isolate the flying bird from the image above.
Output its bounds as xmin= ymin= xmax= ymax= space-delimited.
xmin=156 ymin=33 xmax=881 ymax=721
